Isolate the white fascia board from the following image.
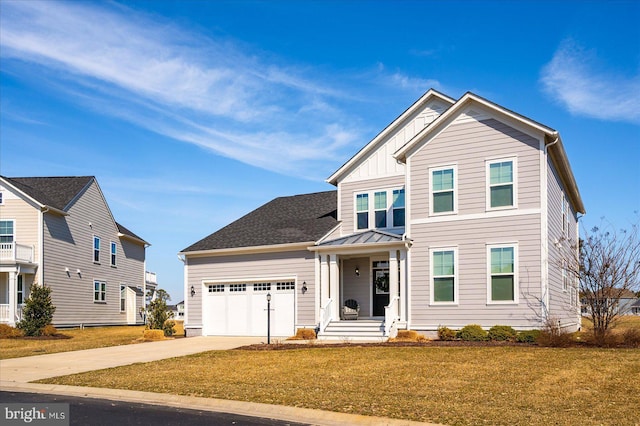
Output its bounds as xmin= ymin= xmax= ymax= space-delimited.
xmin=0 ymin=177 xmax=47 ymax=211
xmin=326 ymin=89 xmax=455 ymax=185
xmin=180 ymin=241 xmax=313 ymax=258
xmin=118 ymin=232 xmax=150 ymax=246
xmin=394 ymin=92 xmax=557 ymax=162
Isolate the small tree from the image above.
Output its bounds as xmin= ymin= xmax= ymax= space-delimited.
xmin=146 ymin=288 xmax=175 ymax=336
xmin=17 ymin=284 xmax=56 ymax=336
xmin=570 ymin=219 xmax=640 ymax=346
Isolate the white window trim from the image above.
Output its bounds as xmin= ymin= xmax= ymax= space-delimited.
xmin=429 ymin=247 xmax=458 ymax=306
xmin=485 ymin=157 xmax=518 ymax=211
xmin=0 ymin=219 xmax=15 ymax=243
xmin=110 ymin=241 xmax=117 ymax=267
xmin=353 ymin=187 xmax=406 ymax=232
xmin=120 ymin=284 xmax=126 ymax=312
xmin=392 ymin=188 xmax=406 ymax=228
xmin=94 ymin=279 xmax=106 ymax=303
xmin=486 ymin=243 xmax=519 ymax=304
xmin=429 ymin=165 xmax=458 ymax=216
xmin=93 ymin=235 xmax=101 ymax=264
xmin=373 ymin=191 xmax=388 ymax=228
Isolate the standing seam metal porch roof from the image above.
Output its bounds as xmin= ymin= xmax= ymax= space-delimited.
xmin=316 ymin=229 xmax=407 ymax=247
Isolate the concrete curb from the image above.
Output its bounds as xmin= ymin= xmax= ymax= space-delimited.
xmin=1 ymin=381 xmax=439 ymax=426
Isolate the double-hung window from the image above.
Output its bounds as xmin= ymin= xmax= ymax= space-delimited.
xmin=488 ymin=244 xmax=518 ymax=303
xmin=487 ymin=159 xmax=516 ymax=209
xmin=93 ymin=236 xmax=101 ymax=263
xmin=120 ymin=285 xmax=126 ymax=312
xmin=431 ymin=166 xmax=456 ymax=214
xmin=374 ymin=192 xmax=387 ymax=228
xmin=392 ymin=189 xmax=405 ymax=227
xmin=356 ymin=193 xmax=369 ymax=230
xmin=0 ymin=220 xmax=14 ymax=244
xmin=110 ymin=242 xmax=117 ymax=267
xmin=94 ymin=280 xmax=106 ymax=302
xmin=431 ymin=249 xmax=457 ymax=304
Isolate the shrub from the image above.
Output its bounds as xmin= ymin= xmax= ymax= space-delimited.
xmin=488 ymin=325 xmax=517 ymax=342
xmin=516 ymin=329 xmax=541 ymax=343
xmin=146 ymin=288 xmax=175 ymax=337
xmin=163 ymin=319 xmax=176 ymax=337
xmin=0 ymin=324 xmax=24 ymax=338
xmin=391 ymin=330 xmax=428 ymax=342
xmin=537 ymin=319 xmax=573 ymax=347
xmin=16 ymin=284 xmax=56 ymax=336
xmin=294 ymin=328 xmax=317 ymax=340
xmin=456 ymin=324 xmax=488 ymax=341
xmin=437 ymin=326 xmax=457 ymax=341
xmin=41 ymin=324 xmax=58 ymax=336
xmin=621 ymin=328 xmax=640 ymax=348
xmin=142 ymin=329 xmax=165 ymax=340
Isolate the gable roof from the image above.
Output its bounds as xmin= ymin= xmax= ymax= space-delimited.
xmin=1 ymin=176 xmax=94 ymax=212
xmin=393 ymin=91 xmax=585 ymax=214
xmin=1 ymin=175 xmax=149 ymax=245
xmin=326 ymin=89 xmax=455 ymax=185
xmin=182 ymin=190 xmax=338 ymax=253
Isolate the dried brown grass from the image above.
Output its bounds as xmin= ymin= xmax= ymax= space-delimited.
xmin=41 ymin=345 xmax=640 ymax=426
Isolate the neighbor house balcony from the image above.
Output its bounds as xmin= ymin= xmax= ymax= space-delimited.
xmin=0 ymin=242 xmax=35 ymax=264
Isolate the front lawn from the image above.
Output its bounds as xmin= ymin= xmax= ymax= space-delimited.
xmin=0 ymin=326 xmax=145 ymax=359
xmin=40 ymin=345 xmax=640 ymax=425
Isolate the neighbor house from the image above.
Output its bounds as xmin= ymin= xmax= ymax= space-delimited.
xmin=180 ymin=90 xmax=585 ymax=340
xmin=0 ymin=176 xmax=152 ymax=327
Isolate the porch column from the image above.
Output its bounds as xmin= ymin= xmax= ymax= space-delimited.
xmin=329 ymin=254 xmax=339 ymax=319
xmin=8 ymin=271 xmax=16 ymax=327
xmin=399 ymin=250 xmax=407 ymax=322
xmin=389 ymin=250 xmax=399 ymax=318
xmin=320 ymin=255 xmax=329 ymax=309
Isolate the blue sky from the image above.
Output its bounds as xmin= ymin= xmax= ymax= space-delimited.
xmin=1 ymin=0 xmax=638 ymax=301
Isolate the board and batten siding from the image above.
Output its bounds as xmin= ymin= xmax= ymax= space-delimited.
xmin=339 ymin=175 xmax=406 ymax=234
xmin=43 ymin=181 xmax=146 ymax=326
xmin=406 ymin=114 xmax=544 ymax=329
xmin=0 ymin=186 xmax=41 ymax=265
xmin=409 ymin=117 xmax=541 ymax=220
xmin=546 ymin=155 xmax=580 ymax=327
xmin=185 ymin=250 xmax=316 ymax=331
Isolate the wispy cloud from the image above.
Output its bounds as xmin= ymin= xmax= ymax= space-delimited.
xmin=540 ymin=39 xmax=640 ymax=125
xmin=0 ymin=1 xmax=379 ymax=177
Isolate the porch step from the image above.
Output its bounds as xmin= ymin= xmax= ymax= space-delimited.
xmin=318 ymin=320 xmax=386 ymax=342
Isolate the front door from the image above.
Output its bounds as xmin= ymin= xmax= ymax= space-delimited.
xmin=372 ymin=261 xmax=389 ymax=316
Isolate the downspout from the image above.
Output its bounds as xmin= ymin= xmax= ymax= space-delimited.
xmin=541 ymin=135 xmax=559 ymax=321
xmin=177 ymin=254 xmax=188 ymax=336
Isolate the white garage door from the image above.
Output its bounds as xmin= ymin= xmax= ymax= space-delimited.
xmin=202 ymin=280 xmax=295 ymax=336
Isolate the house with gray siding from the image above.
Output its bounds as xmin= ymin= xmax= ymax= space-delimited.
xmin=0 ymin=176 xmax=152 ymax=327
xmin=181 ymin=89 xmax=585 ymax=339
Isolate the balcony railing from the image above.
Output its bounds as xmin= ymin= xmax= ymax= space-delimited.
xmin=145 ymin=271 xmax=157 ymax=285
xmin=0 ymin=242 xmax=35 ymax=263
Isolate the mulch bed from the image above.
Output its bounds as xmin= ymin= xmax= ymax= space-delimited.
xmin=18 ymin=334 xmax=73 ymax=340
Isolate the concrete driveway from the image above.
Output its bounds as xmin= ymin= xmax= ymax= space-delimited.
xmin=0 ymin=336 xmax=263 ymax=383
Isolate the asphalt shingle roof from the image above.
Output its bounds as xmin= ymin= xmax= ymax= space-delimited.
xmin=3 ymin=175 xmax=146 ymax=244
xmin=183 ymin=190 xmax=338 ymax=252
xmin=4 ymin=176 xmax=93 ymax=211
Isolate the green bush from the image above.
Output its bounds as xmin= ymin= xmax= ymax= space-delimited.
xmin=437 ymin=326 xmax=457 ymax=341
xmin=516 ymin=329 xmax=541 ymax=343
xmin=456 ymin=324 xmax=488 ymax=341
xmin=16 ymin=284 xmax=56 ymax=336
xmin=488 ymin=325 xmax=517 ymax=341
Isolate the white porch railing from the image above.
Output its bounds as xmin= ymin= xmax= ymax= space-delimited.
xmin=0 ymin=304 xmax=23 ymax=323
xmin=319 ymin=298 xmax=334 ymax=333
xmin=145 ymin=271 xmax=157 ymax=285
xmin=384 ymin=296 xmax=400 ymax=337
xmin=0 ymin=242 xmax=35 ymax=263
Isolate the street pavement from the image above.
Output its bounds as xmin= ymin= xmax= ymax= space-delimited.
xmin=0 ymin=336 xmax=438 ymax=425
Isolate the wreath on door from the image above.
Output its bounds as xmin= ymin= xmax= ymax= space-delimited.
xmin=375 ymin=273 xmax=389 ymax=293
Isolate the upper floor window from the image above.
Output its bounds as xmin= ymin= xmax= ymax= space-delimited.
xmin=488 ymin=244 xmax=518 ymax=303
xmin=431 ymin=248 xmax=457 ymax=304
xmin=392 ymin=189 xmax=405 ymax=227
xmin=93 ymin=236 xmax=101 ymax=263
xmin=374 ymin=192 xmax=387 ymax=228
xmin=355 ymin=188 xmax=405 ymax=231
xmin=487 ymin=159 xmax=516 ymax=209
xmin=0 ymin=192 xmax=3 ymax=204
xmin=110 ymin=242 xmax=117 ymax=267
xmin=430 ymin=166 xmax=456 ymax=214
xmin=356 ymin=193 xmax=369 ymax=230
xmin=0 ymin=220 xmax=14 ymax=244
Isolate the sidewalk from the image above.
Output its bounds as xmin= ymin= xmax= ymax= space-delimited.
xmin=1 ymin=337 xmax=438 ymax=426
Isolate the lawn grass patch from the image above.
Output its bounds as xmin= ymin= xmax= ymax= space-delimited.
xmin=0 ymin=326 xmax=145 ymax=359
xmin=39 ymin=346 xmax=640 ymax=425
